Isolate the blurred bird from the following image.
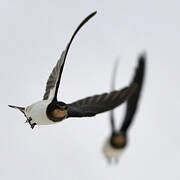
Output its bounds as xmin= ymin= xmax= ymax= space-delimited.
xmin=103 ymin=54 xmax=146 ymax=163
xmin=8 ymin=11 xmax=136 ymax=129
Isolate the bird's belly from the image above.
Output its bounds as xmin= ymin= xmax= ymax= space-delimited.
xmin=25 ymin=101 xmax=56 ymax=125
xmin=103 ymin=138 xmax=125 ymax=159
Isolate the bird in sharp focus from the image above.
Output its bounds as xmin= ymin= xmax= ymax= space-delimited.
xmin=103 ymin=54 xmax=146 ymax=163
xmin=8 ymin=11 xmax=136 ymax=129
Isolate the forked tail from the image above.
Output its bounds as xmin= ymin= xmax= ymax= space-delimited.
xmin=8 ymin=105 xmax=25 ymax=115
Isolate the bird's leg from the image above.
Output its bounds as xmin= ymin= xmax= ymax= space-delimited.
xmin=25 ymin=117 xmax=36 ymax=129
xmin=27 ymin=117 xmax=32 ymax=124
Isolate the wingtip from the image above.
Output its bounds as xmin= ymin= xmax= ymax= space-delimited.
xmin=88 ymin=11 xmax=97 ymax=19
xmin=138 ymin=51 xmax=147 ymax=63
xmin=92 ymin=11 xmax=97 ymax=15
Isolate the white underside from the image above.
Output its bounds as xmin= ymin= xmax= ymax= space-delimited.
xmin=25 ymin=100 xmax=57 ymax=125
xmin=102 ymin=137 xmax=125 ymax=162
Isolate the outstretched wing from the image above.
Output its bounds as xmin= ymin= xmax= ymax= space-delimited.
xmin=43 ymin=11 xmax=97 ymax=101
xmin=67 ymin=84 xmax=137 ymax=118
xmin=120 ymin=53 xmax=146 ymax=132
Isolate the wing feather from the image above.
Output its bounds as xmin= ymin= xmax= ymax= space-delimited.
xmin=43 ymin=11 xmax=97 ymax=100
xmin=43 ymin=51 xmax=65 ymax=100
xmin=67 ymin=84 xmax=137 ymax=118
xmin=109 ymin=59 xmax=119 ymax=133
xmin=120 ymin=54 xmax=146 ymax=132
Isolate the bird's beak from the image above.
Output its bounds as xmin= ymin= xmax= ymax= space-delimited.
xmin=8 ymin=105 xmax=25 ymax=115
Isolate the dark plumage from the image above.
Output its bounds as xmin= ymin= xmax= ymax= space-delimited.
xmin=67 ymin=85 xmax=136 ymax=118
xmin=9 ymin=11 xmax=136 ymax=129
xmin=103 ymin=54 xmax=146 ymax=163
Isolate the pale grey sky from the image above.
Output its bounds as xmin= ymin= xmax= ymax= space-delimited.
xmin=1 ymin=0 xmax=180 ymax=180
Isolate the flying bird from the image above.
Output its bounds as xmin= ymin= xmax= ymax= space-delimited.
xmin=103 ymin=54 xmax=146 ymax=163
xmin=8 ymin=11 xmax=136 ymax=129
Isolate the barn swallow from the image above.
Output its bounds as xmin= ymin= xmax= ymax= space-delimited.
xmin=8 ymin=11 xmax=136 ymax=129
xmin=103 ymin=54 xmax=146 ymax=163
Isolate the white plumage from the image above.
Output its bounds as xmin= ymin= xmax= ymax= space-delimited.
xmin=103 ymin=137 xmax=125 ymax=162
xmin=25 ymin=100 xmax=55 ymax=125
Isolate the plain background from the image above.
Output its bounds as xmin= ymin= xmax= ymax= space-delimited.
xmin=1 ymin=0 xmax=180 ymax=179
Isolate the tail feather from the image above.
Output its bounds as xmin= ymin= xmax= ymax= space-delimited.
xmin=8 ymin=105 xmax=25 ymax=114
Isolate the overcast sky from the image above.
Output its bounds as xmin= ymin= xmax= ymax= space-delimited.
xmin=1 ymin=0 xmax=180 ymax=180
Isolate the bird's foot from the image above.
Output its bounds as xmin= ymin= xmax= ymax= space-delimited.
xmin=25 ymin=117 xmax=36 ymax=129
xmin=30 ymin=123 xmax=37 ymax=129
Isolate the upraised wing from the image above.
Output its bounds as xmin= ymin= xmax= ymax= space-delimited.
xmin=120 ymin=54 xmax=146 ymax=132
xmin=67 ymin=84 xmax=137 ymax=118
xmin=43 ymin=11 xmax=97 ymax=101
xmin=110 ymin=59 xmax=119 ymax=133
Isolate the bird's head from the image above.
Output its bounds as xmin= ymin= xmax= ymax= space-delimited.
xmin=110 ymin=132 xmax=127 ymax=149
xmin=103 ymin=132 xmax=127 ymax=164
xmin=47 ymin=101 xmax=68 ymax=121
